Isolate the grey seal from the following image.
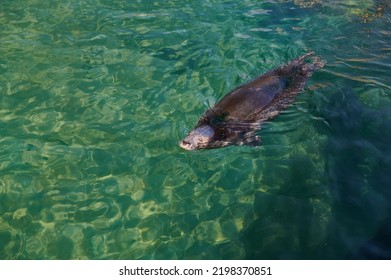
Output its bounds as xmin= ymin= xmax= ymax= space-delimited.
xmin=179 ymin=52 xmax=325 ymax=150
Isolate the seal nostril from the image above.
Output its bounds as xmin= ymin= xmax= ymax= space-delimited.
xmin=179 ymin=140 xmax=193 ymax=150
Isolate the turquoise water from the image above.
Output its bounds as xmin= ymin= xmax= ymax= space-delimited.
xmin=1 ymin=0 xmax=390 ymax=259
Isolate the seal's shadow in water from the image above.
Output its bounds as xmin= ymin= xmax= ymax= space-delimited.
xmin=240 ymin=88 xmax=391 ymax=259
xmin=320 ymin=88 xmax=391 ymax=259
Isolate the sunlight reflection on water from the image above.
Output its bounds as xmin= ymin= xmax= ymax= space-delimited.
xmin=0 ymin=0 xmax=390 ymax=259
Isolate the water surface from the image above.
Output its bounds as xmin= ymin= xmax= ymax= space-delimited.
xmin=1 ymin=0 xmax=391 ymax=259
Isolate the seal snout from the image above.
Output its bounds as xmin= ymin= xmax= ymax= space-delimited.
xmin=179 ymin=140 xmax=193 ymax=151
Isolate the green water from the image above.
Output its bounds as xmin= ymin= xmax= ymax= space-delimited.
xmin=1 ymin=0 xmax=391 ymax=259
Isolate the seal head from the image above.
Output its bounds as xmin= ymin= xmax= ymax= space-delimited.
xmin=179 ymin=125 xmax=215 ymax=150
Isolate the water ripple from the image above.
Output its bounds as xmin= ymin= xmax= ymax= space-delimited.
xmin=1 ymin=0 xmax=390 ymax=260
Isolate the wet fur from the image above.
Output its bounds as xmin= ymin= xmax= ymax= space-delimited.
xmin=183 ymin=52 xmax=325 ymax=149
